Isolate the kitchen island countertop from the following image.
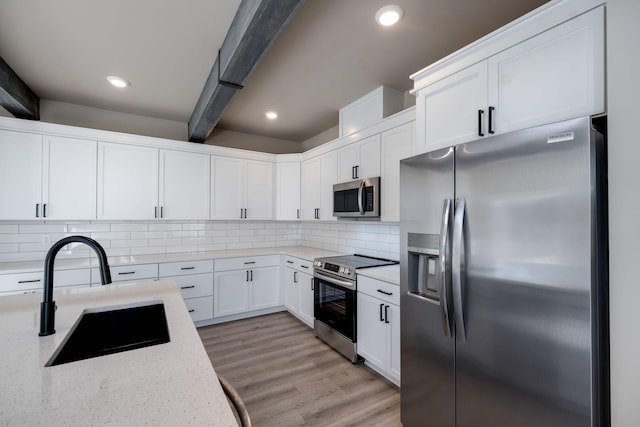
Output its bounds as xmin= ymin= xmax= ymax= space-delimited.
xmin=0 ymin=280 xmax=238 ymax=426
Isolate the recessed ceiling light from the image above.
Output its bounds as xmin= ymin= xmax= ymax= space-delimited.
xmin=265 ymin=111 xmax=278 ymax=120
xmin=375 ymin=5 xmax=403 ymax=26
xmin=106 ymin=76 xmax=130 ymax=88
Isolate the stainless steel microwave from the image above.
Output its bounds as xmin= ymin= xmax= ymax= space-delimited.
xmin=333 ymin=177 xmax=380 ymax=218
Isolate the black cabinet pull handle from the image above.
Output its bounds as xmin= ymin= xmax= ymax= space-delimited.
xmin=294 ymin=271 xmax=298 ymax=283
xmin=18 ymin=279 xmax=41 ymax=284
xmin=180 ymin=285 xmax=195 ymax=289
xmin=297 ymin=208 xmax=300 ymax=219
xmin=300 ymin=265 xmax=309 ymax=269
xmin=355 ymin=165 xmax=359 ymax=179
xmin=160 ymin=206 xmax=164 ymax=218
xmin=250 ymin=270 xmax=253 ymax=281
xmin=118 ymin=271 xmax=135 ymax=275
xmin=286 ymin=260 xmax=294 ymax=264
xmin=385 ymin=305 xmax=390 ymax=323
xmin=43 ymin=203 xmax=47 ymax=218
xmin=240 ymin=208 xmax=243 ymax=219
xmin=488 ymin=106 xmax=495 ymax=134
xmin=35 ymin=203 xmax=39 ymax=218
xmin=377 ymin=289 xmax=393 ymax=296
xmin=244 ymin=208 xmax=247 ymax=219
xmin=379 ymin=303 xmax=384 ymax=322
xmin=155 ymin=206 xmax=158 ymax=218
xmin=188 ymin=309 xmax=195 ymax=313
xmin=311 ymin=277 xmax=314 ymax=291
xmin=478 ymin=109 xmax=485 ymax=137
xmin=180 ymin=266 xmax=195 ymax=270
xmin=244 ymin=261 xmax=256 ymax=265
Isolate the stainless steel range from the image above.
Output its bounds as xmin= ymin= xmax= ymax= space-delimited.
xmin=313 ymin=254 xmax=398 ymax=363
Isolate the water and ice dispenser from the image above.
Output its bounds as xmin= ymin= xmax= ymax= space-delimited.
xmin=407 ymin=233 xmax=441 ymax=303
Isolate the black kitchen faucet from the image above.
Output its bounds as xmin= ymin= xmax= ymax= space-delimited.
xmin=39 ymin=236 xmax=112 ymax=336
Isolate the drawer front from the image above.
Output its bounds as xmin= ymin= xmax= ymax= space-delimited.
xmin=357 ymin=275 xmax=400 ymax=306
xmin=166 ymin=273 xmax=214 ymax=299
xmin=0 ymin=269 xmax=91 ymax=294
xmin=184 ymin=295 xmax=214 ymax=322
xmin=159 ymin=259 xmax=213 ymax=277
xmin=93 ymin=263 xmax=158 ymax=283
xmin=215 ymin=255 xmax=280 ymax=272
xmin=283 ymin=256 xmax=313 ymax=273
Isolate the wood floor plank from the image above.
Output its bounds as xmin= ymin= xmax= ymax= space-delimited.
xmin=197 ymin=312 xmax=401 ymax=426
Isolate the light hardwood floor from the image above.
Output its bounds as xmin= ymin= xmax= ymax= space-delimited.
xmin=198 ymin=312 xmax=401 ymax=426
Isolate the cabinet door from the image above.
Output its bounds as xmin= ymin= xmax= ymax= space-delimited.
xmin=245 ymin=160 xmax=273 ymax=220
xmin=387 ymin=303 xmax=401 ymax=384
xmin=276 ymin=162 xmax=301 ymax=220
xmin=298 ymin=271 xmax=315 ymax=328
xmin=356 ymin=292 xmax=386 ymax=369
xmin=357 ymin=134 xmax=381 ymax=179
xmin=44 ymin=136 xmax=97 ymax=220
xmin=319 ymin=150 xmax=337 ymax=221
xmin=416 ymin=61 xmax=487 ymax=154
xmin=284 ymin=267 xmax=299 ymax=313
xmin=249 ymin=266 xmax=280 ymax=310
xmin=214 ymin=270 xmax=249 ymax=317
xmin=97 ymin=142 xmax=158 ymax=220
xmin=0 ymin=130 xmax=42 ymax=220
xmin=211 ymin=156 xmax=244 ymax=220
xmin=300 ymin=156 xmax=321 ymax=220
xmin=338 ymin=143 xmax=360 ymax=182
xmin=381 ymin=122 xmax=414 ymax=222
xmin=487 ymin=7 xmax=604 ymax=135
xmin=159 ymin=150 xmax=210 ymax=220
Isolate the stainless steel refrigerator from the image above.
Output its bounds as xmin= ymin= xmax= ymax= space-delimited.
xmin=399 ymin=116 xmax=608 ymax=427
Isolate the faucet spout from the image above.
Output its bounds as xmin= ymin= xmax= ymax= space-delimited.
xmin=39 ymin=236 xmax=112 ymax=336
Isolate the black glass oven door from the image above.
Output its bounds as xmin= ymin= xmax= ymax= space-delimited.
xmin=314 ymin=277 xmax=356 ymax=341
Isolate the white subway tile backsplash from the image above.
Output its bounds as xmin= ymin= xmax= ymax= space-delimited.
xmin=0 ymin=224 xmax=19 ymax=233
xmin=0 ymin=220 xmax=400 ymax=263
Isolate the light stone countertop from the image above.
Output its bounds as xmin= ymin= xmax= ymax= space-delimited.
xmin=357 ymin=264 xmax=400 ymax=285
xmin=0 ymin=280 xmax=238 ymax=426
xmin=0 ymin=246 xmax=344 ymax=275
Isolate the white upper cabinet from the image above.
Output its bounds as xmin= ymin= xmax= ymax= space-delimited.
xmin=159 ymin=150 xmax=210 ymax=220
xmin=0 ymin=131 xmax=96 ymax=220
xmin=337 ymin=134 xmax=381 ymax=182
xmin=301 ymin=151 xmax=336 ymax=221
xmin=211 ymin=156 xmax=273 ymax=220
xmin=381 ymin=122 xmax=414 ymax=222
xmin=97 ymin=142 xmax=158 ymax=220
xmin=275 ymin=162 xmax=301 ymax=220
xmin=487 ymin=7 xmax=604 ymax=135
xmin=413 ymin=5 xmax=604 ymax=154
xmin=415 ymin=62 xmax=488 ymax=153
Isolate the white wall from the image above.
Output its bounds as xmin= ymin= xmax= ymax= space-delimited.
xmin=205 ymin=128 xmax=302 ymax=154
xmin=40 ymin=100 xmax=188 ymax=141
xmin=607 ymin=0 xmax=640 ymax=425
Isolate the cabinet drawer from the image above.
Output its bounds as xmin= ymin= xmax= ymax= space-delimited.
xmin=184 ymin=295 xmax=214 ymax=323
xmin=166 ymin=273 xmax=214 ymax=299
xmin=0 ymin=269 xmax=91 ymax=294
xmin=93 ymin=263 xmax=158 ymax=283
xmin=283 ymin=256 xmax=313 ymax=273
xmin=215 ymin=255 xmax=280 ymax=272
xmin=159 ymin=259 xmax=213 ymax=277
xmin=357 ymin=275 xmax=400 ymax=306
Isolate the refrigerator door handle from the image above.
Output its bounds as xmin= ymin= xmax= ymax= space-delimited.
xmin=438 ymin=198 xmax=453 ymax=337
xmin=452 ymin=197 xmax=467 ymax=343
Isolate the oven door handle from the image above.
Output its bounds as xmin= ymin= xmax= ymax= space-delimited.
xmin=314 ymin=271 xmax=355 ymax=290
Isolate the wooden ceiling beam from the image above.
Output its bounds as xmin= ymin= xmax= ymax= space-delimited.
xmin=188 ymin=0 xmax=304 ymax=143
xmin=0 ymin=57 xmax=39 ymax=120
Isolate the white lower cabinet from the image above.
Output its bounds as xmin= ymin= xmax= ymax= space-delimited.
xmin=357 ymin=275 xmax=400 ymax=386
xmin=0 ymin=269 xmax=91 ymax=295
xmin=159 ymin=260 xmax=214 ymax=323
xmin=214 ymin=256 xmax=281 ymax=318
xmin=283 ymin=256 xmax=314 ymax=327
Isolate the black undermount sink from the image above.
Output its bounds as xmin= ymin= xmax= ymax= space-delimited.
xmin=46 ymin=301 xmax=170 ymax=367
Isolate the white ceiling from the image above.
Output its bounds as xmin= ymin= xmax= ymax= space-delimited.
xmin=0 ymin=0 xmax=549 ymax=145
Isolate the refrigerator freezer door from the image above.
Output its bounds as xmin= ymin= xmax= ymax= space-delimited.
xmin=454 ymin=117 xmax=595 ymax=426
xmin=400 ymin=147 xmax=455 ymax=426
